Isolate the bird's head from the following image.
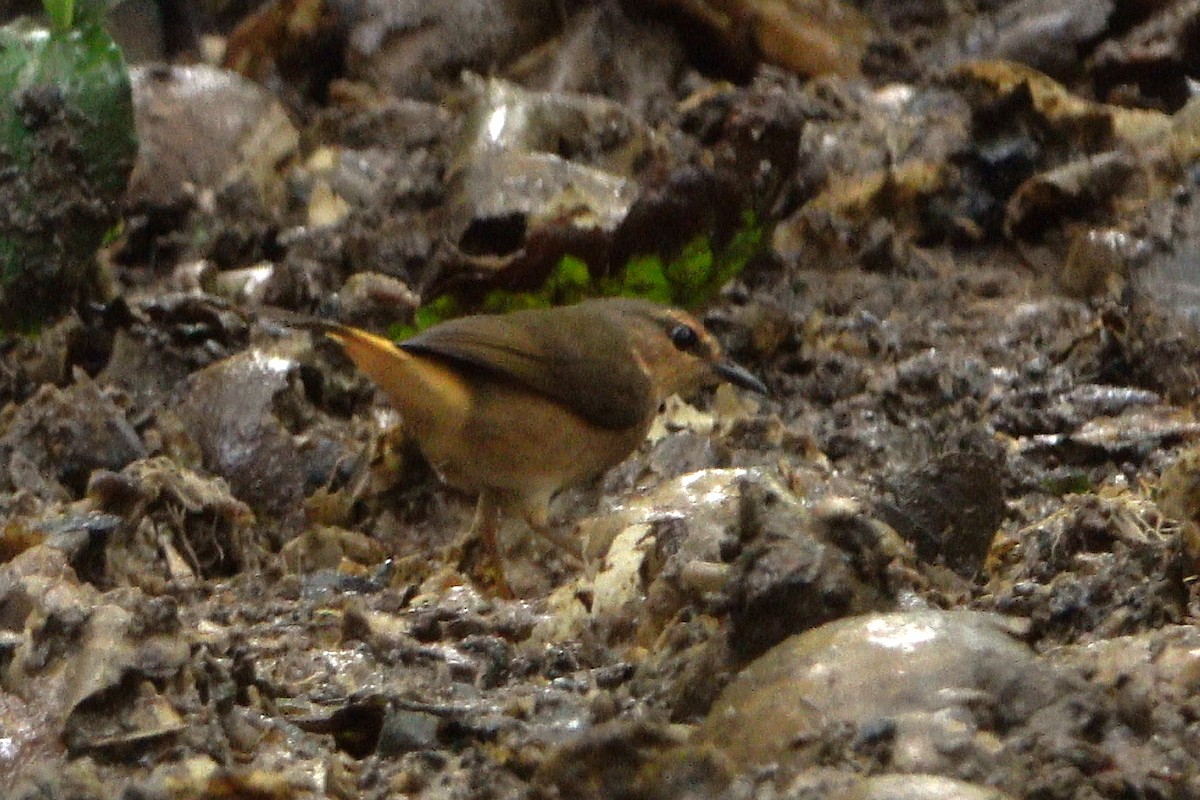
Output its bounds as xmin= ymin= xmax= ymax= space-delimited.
xmin=595 ymin=299 xmax=769 ymax=403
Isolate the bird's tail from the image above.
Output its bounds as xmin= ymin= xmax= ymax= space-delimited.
xmin=260 ymin=308 xmax=470 ymax=424
xmin=256 ymin=307 xmax=410 ymax=378
xmin=323 ymin=325 xmax=413 ymax=387
xmin=322 ymin=324 xmax=470 ymax=427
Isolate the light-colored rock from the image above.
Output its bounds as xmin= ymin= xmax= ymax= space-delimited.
xmin=701 ymin=610 xmax=1064 ymax=773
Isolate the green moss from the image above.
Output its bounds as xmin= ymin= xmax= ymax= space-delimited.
xmin=1040 ymin=472 xmax=1094 ymax=496
xmin=394 ymin=210 xmax=766 ymax=337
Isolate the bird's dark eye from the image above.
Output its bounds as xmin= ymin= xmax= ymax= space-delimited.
xmin=670 ymin=324 xmax=700 ymax=351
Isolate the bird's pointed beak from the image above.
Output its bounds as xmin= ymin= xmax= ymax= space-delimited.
xmin=714 ymin=360 xmax=769 ymax=395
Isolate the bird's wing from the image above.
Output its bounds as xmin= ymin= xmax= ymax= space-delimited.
xmin=399 ymin=308 xmax=653 ymax=431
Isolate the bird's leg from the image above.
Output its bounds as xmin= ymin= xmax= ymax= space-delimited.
xmin=463 ymin=489 xmax=514 ymax=598
xmin=521 ymin=502 xmax=583 ymax=565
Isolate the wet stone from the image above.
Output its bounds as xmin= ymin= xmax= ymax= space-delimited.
xmin=700 ymin=611 xmax=1066 ymax=775
xmin=170 ymin=345 xmax=313 ymax=520
xmin=789 ymin=771 xmax=1017 ymax=800
xmin=878 ymin=449 xmax=1006 ymax=577
xmin=377 ymin=708 xmax=441 ymax=757
xmin=0 ymin=376 xmax=146 ymax=500
xmin=931 ymin=0 xmax=1113 ymax=81
xmin=9 ymin=1 xmax=1200 ymax=796
xmin=580 ymin=468 xmax=769 ymax=613
xmin=346 ymin=0 xmax=560 ymax=100
xmin=127 ymin=64 xmax=300 ymax=208
xmin=96 ymin=327 xmax=195 ymax=418
xmin=729 ymin=488 xmax=920 ymax=663
xmin=725 ymin=479 xmax=881 ymax=662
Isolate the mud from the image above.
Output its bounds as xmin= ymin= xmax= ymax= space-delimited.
xmin=5 ymin=1 xmax=1200 ymax=799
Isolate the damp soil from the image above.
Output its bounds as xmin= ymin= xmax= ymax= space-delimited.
xmin=5 ymin=1 xmax=1200 ymax=799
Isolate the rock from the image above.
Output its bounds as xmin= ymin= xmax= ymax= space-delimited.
xmin=0 ymin=374 xmax=146 ymax=499
xmin=64 ymin=672 xmax=186 ymax=756
xmin=1091 ymin=0 xmax=1200 ymax=108
xmin=442 ymin=75 xmax=645 ymax=280
xmin=575 ymin=469 xmax=825 ymax=646
xmin=511 ymin=3 xmax=683 ymax=116
xmin=796 ymin=772 xmax=1016 ymax=800
xmin=377 ymin=708 xmax=441 ymax=757
xmin=1004 ymin=151 xmax=1137 ymax=240
xmin=549 ymin=469 xmax=906 ymax=667
xmin=878 ymin=450 xmax=1005 ymax=577
xmin=726 ymin=481 xmax=894 ymax=662
xmin=582 ymin=469 xmax=767 ymax=600
xmin=345 ymin=0 xmax=560 ymax=99
xmin=1048 ymin=625 xmax=1200 ymax=732
xmin=96 ymin=327 xmax=195 ymax=417
xmin=1 ymin=542 xmax=190 ymax=763
xmin=1158 ymin=447 xmax=1200 ymax=523
xmin=932 ymin=0 xmax=1113 ymax=81
xmin=127 ymin=64 xmax=300 ymax=208
xmin=985 ymin=483 xmax=1186 ymax=645
xmin=169 ymin=344 xmax=314 ymax=520
xmin=700 ymin=611 xmax=1065 ymax=773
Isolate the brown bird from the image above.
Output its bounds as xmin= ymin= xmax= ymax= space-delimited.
xmin=318 ymin=298 xmax=767 ymax=594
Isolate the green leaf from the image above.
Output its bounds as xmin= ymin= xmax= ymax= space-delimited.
xmin=43 ymin=0 xmax=74 ymax=35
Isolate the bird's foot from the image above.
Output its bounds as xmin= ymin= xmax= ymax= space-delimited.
xmin=451 ymin=533 xmax=515 ymax=599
